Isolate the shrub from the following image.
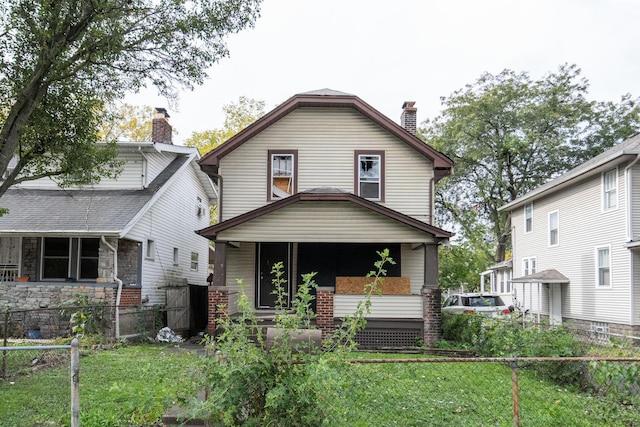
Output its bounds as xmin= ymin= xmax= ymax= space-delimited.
xmin=185 ymin=249 xmax=394 ymax=426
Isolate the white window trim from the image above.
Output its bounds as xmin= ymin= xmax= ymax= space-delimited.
xmin=548 ymin=210 xmax=559 ymax=247
xmin=524 ymin=202 xmax=533 ymax=234
xmin=522 ymin=256 xmax=537 ymax=277
xmin=173 ymin=247 xmax=179 ymax=266
xmin=602 ymin=168 xmax=618 ymax=212
xmin=190 ymin=252 xmax=199 ymax=271
xmin=595 ymin=245 xmax=612 ymax=289
xmin=146 ymin=239 xmax=155 ymax=260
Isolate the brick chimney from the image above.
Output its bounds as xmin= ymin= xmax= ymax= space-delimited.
xmin=152 ymin=108 xmax=172 ymax=144
xmin=400 ymin=101 xmax=417 ymax=135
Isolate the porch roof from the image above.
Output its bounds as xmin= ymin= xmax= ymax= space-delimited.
xmin=0 ymin=156 xmax=189 ymax=236
xmin=511 ymin=269 xmax=570 ymax=284
xmin=197 ymin=188 xmax=454 ymax=242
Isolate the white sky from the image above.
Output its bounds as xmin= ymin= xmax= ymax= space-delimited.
xmin=127 ymin=0 xmax=640 ymax=145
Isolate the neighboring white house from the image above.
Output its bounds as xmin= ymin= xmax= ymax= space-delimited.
xmin=0 ymin=110 xmax=216 ymax=336
xmin=499 ymin=131 xmax=640 ymax=340
xmin=197 ymin=89 xmax=455 ymax=347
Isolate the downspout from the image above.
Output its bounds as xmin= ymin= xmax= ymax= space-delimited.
xmin=101 ymin=236 xmax=123 ymax=339
xmin=429 ymin=176 xmax=436 ymax=224
xmin=624 ymin=154 xmax=640 ymax=326
xmin=210 ymin=171 xmax=223 ymax=222
xmin=138 ymin=146 xmax=150 ymax=189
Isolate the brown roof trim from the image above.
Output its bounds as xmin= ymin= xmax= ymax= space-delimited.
xmin=196 ymin=190 xmax=454 ymax=240
xmin=198 ymin=93 xmax=453 ymax=174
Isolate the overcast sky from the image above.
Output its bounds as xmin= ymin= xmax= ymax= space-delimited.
xmin=127 ymin=0 xmax=640 ymax=145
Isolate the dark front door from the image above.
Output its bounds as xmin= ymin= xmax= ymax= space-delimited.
xmin=257 ymin=242 xmax=291 ymax=309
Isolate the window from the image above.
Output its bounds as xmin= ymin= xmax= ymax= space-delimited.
xmin=268 ymin=150 xmax=297 ymax=200
xmin=548 ymin=210 xmax=559 ymax=246
xmin=79 ymin=239 xmax=99 ymax=279
xmin=42 ymin=237 xmax=99 ymax=280
xmin=596 ymin=246 xmax=611 ymax=288
xmin=355 ymin=151 xmax=384 ymax=201
xmin=602 ymin=168 xmax=618 ymax=211
xmin=146 ymin=240 xmax=155 ymax=259
xmin=173 ymin=248 xmax=179 ymax=265
xmin=522 ymin=257 xmax=536 ymax=277
xmin=524 ymin=203 xmax=533 ymax=233
xmin=190 ymin=252 xmax=199 ymax=271
xmin=42 ymin=237 xmax=70 ymax=279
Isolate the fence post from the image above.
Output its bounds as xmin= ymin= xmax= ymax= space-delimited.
xmin=71 ymin=338 xmax=80 ymax=427
xmin=1 ymin=310 xmax=8 ymax=378
xmin=512 ymin=357 xmax=519 ymax=427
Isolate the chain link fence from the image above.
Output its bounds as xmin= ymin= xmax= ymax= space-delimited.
xmin=0 ymin=305 xmax=164 ymax=379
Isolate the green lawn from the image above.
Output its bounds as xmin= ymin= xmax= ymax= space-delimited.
xmin=1 ymin=345 xmax=639 ymax=426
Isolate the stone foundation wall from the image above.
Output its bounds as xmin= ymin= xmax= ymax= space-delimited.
xmin=0 ymin=282 xmax=119 ymax=339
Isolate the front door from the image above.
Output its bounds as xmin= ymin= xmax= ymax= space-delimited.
xmin=257 ymin=242 xmax=291 ymax=309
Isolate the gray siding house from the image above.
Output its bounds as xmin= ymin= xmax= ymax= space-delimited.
xmin=198 ymin=89 xmax=454 ymax=347
xmin=0 ymin=110 xmax=216 ymax=337
xmin=501 ymin=132 xmax=640 ymax=340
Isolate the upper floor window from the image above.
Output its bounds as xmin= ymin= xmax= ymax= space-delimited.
xmin=522 ymin=256 xmax=536 ymax=277
xmin=355 ymin=150 xmax=384 ymax=201
xmin=602 ymin=168 xmax=618 ymax=211
xmin=595 ymin=246 xmax=611 ymax=288
xmin=268 ymin=150 xmax=297 ymax=201
xmin=524 ymin=203 xmax=533 ymax=233
xmin=548 ymin=210 xmax=559 ymax=247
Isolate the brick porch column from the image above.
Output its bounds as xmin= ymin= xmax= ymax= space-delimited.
xmin=208 ymin=286 xmax=229 ymax=335
xmin=316 ymin=287 xmax=334 ymax=338
xmin=422 ymin=288 xmax=442 ymax=346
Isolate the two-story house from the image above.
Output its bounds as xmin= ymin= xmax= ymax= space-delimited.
xmin=501 ymin=132 xmax=640 ymax=341
xmin=0 ymin=109 xmax=217 ymax=337
xmin=197 ymin=89 xmax=454 ymax=347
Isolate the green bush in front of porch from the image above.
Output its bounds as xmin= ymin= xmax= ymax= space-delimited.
xmin=184 ymin=249 xmax=394 ymax=426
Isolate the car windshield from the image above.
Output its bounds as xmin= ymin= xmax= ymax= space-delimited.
xmin=461 ymin=296 xmax=504 ymax=307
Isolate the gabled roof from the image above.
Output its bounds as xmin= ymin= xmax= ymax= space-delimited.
xmin=501 ymin=132 xmax=640 ymax=211
xmin=0 ymin=155 xmax=190 ymax=236
xmin=198 ymin=89 xmax=453 ymax=179
xmin=196 ymin=188 xmax=454 ymax=240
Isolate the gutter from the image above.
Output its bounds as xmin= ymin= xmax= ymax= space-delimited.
xmin=101 ymin=236 xmax=123 ymax=339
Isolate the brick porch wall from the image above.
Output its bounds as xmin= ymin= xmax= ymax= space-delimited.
xmin=422 ymin=288 xmax=441 ymax=346
xmin=208 ymin=286 xmax=229 ymax=334
xmin=316 ymin=287 xmax=335 ymax=338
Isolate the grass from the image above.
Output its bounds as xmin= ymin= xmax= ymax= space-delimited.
xmin=1 ymin=345 xmax=639 ymax=426
xmin=0 ymin=343 xmax=199 ymax=427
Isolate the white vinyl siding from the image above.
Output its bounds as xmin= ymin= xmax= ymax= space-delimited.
xmin=334 ymin=295 xmax=423 ymax=318
xmin=215 ymin=201 xmax=437 ymax=244
xmin=124 ymin=153 xmax=212 ymax=305
xmin=401 ymin=243 xmax=426 ymax=294
xmin=219 ymin=108 xmax=434 ymax=223
xmin=509 ymin=165 xmax=629 ymax=325
xmin=225 ymin=243 xmax=257 ymax=313
xmin=602 ymin=168 xmax=618 ymax=211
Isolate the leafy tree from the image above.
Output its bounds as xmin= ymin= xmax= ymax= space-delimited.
xmin=97 ymin=104 xmax=156 ymax=142
xmin=421 ymin=64 xmax=640 ymax=263
xmin=185 ymin=96 xmax=265 ymax=155
xmin=0 ymin=0 xmax=262 ymax=199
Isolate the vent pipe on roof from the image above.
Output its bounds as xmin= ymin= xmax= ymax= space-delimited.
xmin=400 ymin=101 xmax=417 ymax=136
xmin=152 ymin=108 xmax=172 ymax=144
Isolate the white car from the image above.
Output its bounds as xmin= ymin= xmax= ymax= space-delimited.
xmin=442 ymin=293 xmax=513 ymax=317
